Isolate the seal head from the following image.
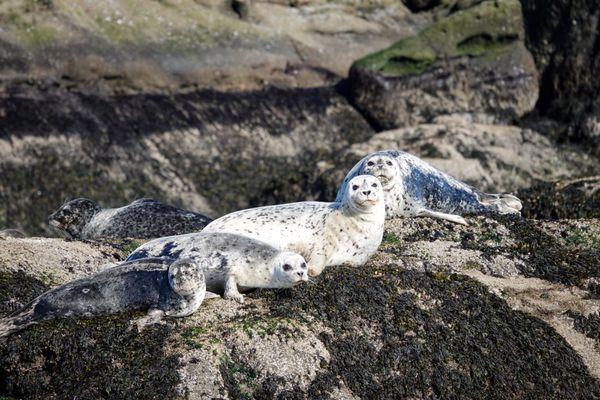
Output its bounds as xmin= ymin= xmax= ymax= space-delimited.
xmin=48 ymin=198 xmax=101 ymax=238
xmin=168 ymin=258 xmax=206 ymax=298
xmin=360 ymin=153 xmax=399 ymax=190
xmin=273 ymin=251 xmax=309 ymax=286
xmin=343 ymin=175 xmax=385 ymax=214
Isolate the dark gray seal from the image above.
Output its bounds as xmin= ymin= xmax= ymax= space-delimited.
xmin=48 ymin=198 xmax=212 ymax=240
xmin=0 ymin=257 xmax=206 ymax=338
xmin=127 ymin=232 xmax=309 ymax=304
xmin=336 ymin=150 xmax=522 ymax=225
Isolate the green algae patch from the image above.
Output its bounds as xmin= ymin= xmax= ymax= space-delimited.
xmin=353 ymin=0 xmax=523 ymax=76
xmin=0 ymin=313 xmax=181 ymax=399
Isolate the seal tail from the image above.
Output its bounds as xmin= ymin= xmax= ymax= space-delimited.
xmin=476 ymin=192 xmax=522 ymax=214
xmin=0 ymin=308 xmax=36 ymax=338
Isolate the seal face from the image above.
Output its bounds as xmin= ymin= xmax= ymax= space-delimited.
xmin=336 ymin=150 xmax=522 ymax=225
xmin=0 ymin=257 xmax=207 ymax=337
xmin=203 ymin=175 xmax=385 ymax=277
xmin=127 ymin=232 xmax=308 ymax=304
xmin=48 ymin=198 xmax=212 ymax=240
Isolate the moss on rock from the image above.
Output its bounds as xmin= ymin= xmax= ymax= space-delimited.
xmin=0 ymin=271 xmax=48 ymax=317
xmin=261 ymin=264 xmax=600 ymax=398
xmin=354 ymin=0 xmax=523 ymax=76
xmin=0 ymin=313 xmax=181 ymax=399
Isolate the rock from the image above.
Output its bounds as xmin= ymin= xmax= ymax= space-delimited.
xmin=348 ymin=0 xmax=538 ymax=129
xmin=521 ymin=0 xmax=600 ymax=150
xmin=403 ymin=0 xmax=484 ymax=13
xmin=319 ymin=120 xmax=599 ymax=201
xmin=0 ymin=0 xmax=421 ymax=91
xmin=518 ymin=176 xmax=600 ymax=220
xmin=402 ymin=0 xmax=442 ymax=12
xmin=1 ymin=217 xmax=600 ymax=398
xmin=0 ymin=85 xmax=373 ymax=236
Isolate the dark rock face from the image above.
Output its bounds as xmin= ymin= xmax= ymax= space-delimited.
xmin=348 ymin=0 xmax=538 ymax=130
xmin=518 ymin=177 xmax=600 ymax=220
xmin=402 ymin=0 xmax=443 ymax=12
xmin=0 ymin=85 xmax=374 ymax=236
xmin=521 ymin=0 xmax=600 ymax=149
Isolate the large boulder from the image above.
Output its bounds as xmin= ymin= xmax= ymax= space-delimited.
xmin=521 ymin=0 xmax=600 ymax=150
xmin=348 ymin=0 xmax=538 ymax=129
xmin=1 ymin=216 xmax=600 ymax=398
xmin=0 ymin=85 xmax=373 ymax=236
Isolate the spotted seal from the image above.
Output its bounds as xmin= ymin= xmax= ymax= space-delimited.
xmin=127 ymin=232 xmax=309 ymax=303
xmin=202 ymin=175 xmax=386 ymax=277
xmin=336 ymin=150 xmax=522 ymax=225
xmin=48 ymin=198 xmax=212 ymax=240
xmin=0 ymin=258 xmax=206 ymax=337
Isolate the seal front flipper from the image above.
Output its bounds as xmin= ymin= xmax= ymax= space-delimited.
xmin=416 ymin=208 xmax=468 ymax=226
xmin=223 ymin=274 xmax=244 ymax=304
xmin=204 ymin=292 xmax=220 ymax=300
xmin=130 ymin=309 xmax=165 ymax=332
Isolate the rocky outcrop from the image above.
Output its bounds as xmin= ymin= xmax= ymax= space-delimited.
xmin=348 ymin=0 xmax=538 ymax=130
xmin=1 ymin=216 xmax=599 ymax=398
xmin=518 ymin=176 xmax=600 ymax=220
xmin=0 ymin=85 xmax=373 ymax=236
xmin=521 ymin=0 xmax=600 ymax=150
xmin=0 ymin=0 xmax=422 ymax=91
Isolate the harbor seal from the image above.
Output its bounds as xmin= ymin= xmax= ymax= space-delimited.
xmin=202 ymin=175 xmax=386 ymax=277
xmin=336 ymin=150 xmax=522 ymax=225
xmin=127 ymin=232 xmax=309 ymax=303
xmin=0 ymin=257 xmax=206 ymax=338
xmin=48 ymin=198 xmax=212 ymax=240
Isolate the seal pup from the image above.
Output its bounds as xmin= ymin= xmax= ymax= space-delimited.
xmin=336 ymin=150 xmax=522 ymax=225
xmin=127 ymin=232 xmax=309 ymax=303
xmin=202 ymin=175 xmax=386 ymax=277
xmin=0 ymin=258 xmax=206 ymax=338
xmin=48 ymin=198 xmax=212 ymax=240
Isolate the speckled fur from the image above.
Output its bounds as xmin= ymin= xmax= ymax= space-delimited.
xmin=0 ymin=258 xmax=206 ymax=337
xmin=336 ymin=150 xmax=522 ymax=225
xmin=127 ymin=232 xmax=308 ymax=301
xmin=48 ymin=198 xmax=212 ymax=240
xmin=203 ymin=175 xmax=386 ymax=276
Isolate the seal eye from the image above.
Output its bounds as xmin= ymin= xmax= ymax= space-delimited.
xmin=352 ymin=185 xmax=359 ymax=191
xmin=301 ymin=262 xmax=307 ymax=269
xmin=371 ymin=183 xmax=377 ymax=188
xmin=367 ymin=161 xmax=374 ymax=166
xmin=386 ymin=161 xmax=393 ymax=166
xmin=282 ymin=264 xmax=292 ymax=272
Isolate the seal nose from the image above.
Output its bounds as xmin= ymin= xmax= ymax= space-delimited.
xmin=297 ymin=272 xmax=303 ymax=278
xmin=362 ymin=190 xmax=371 ymax=196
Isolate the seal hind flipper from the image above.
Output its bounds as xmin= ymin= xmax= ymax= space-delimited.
xmin=0 ymin=307 xmax=36 ymax=338
xmin=475 ymin=191 xmax=522 ymax=214
xmin=416 ymin=208 xmax=469 ymax=226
